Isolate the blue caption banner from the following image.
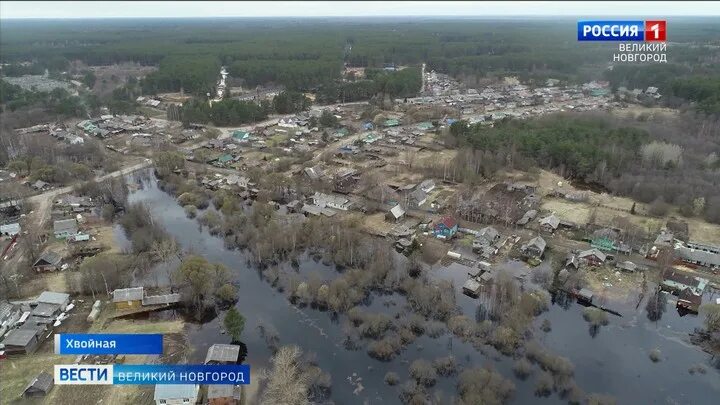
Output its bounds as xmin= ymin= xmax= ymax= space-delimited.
xmin=577 ymin=20 xmax=644 ymax=41
xmin=114 ymin=364 xmax=251 ymax=385
xmin=55 ymin=333 xmax=163 ymax=355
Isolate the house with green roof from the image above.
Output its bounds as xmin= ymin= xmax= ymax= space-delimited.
xmin=384 ymin=119 xmax=400 ymax=127
xmin=232 ymin=130 xmax=250 ymax=141
xmin=333 ymin=128 xmax=349 ymax=138
xmin=416 ymin=122 xmax=433 ymax=131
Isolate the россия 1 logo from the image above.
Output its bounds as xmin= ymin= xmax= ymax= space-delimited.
xmin=577 ymin=20 xmax=666 ymax=41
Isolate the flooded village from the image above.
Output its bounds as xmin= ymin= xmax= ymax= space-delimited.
xmin=2 ymin=60 xmax=720 ymax=405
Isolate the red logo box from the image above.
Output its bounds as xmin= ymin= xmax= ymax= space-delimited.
xmin=645 ymin=20 xmax=666 ymax=41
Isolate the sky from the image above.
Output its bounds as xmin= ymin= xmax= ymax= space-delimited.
xmin=1 ymin=1 xmax=719 ymax=19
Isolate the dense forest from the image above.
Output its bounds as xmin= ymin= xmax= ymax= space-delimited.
xmin=449 ymin=112 xmax=720 ymax=223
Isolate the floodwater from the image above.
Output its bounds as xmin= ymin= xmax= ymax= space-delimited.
xmin=117 ymin=170 xmax=720 ymax=404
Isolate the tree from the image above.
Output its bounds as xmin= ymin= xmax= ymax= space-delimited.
xmin=272 ymin=91 xmax=311 ymax=114
xmin=319 ymin=110 xmax=339 ymax=128
xmin=224 ymin=307 xmax=245 ymax=342
xmin=174 ymin=255 xmax=215 ymax=313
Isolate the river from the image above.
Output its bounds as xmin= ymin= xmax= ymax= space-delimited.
xmin=115 ymin=170 xmax=719 ymax=404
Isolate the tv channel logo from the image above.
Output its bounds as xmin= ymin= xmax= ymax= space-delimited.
xmin=55 ymin=365 xmax=113 ymax=385
xmin=578 ymin=20 xmax=666 ymax=41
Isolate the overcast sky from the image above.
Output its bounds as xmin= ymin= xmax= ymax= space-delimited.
xmin=1 ymin=1 xmax=719 ymax=19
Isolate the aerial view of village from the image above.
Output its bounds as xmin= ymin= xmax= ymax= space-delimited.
xmin=0 ymin=1 xmax=719 ymax=404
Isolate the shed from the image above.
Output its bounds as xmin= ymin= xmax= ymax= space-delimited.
xmin=53 ymin=219 xmax=78 ymax=239
xmin=23 ymin=371 xmax=54 ymax=397
xmin=615 ymin=261 xmax=638 ymax=272
xmin=37 ymin=291 xmax=70 ymax=310
xmin=0 ymin=222 xmax=20 ymax=236
xmin=33 ymin=252 xmax=62 ymax=272
xmin=208 ymin=384 xmax=242 ymax=404
xmin=387 ymin=204 xmax=406 ymax=221
xmin=112 ymin=287 xmax=144 ymax=310
xmin=463 ymin=279 xmax=482 ymax=297
xmin=577 ymin=288 xmax=594 ymax=304
xmin=539 ymin=214 xmax=560 ymax=232
xmin=31 ymin=302 xmax=61 ymax=318
xmin=205 ymin=344 xmax=241 ymax=364
xmin=2 ymin=324 xmax=45 ymax=354
xmin=153 ymin=384 xmax=200 ymax=405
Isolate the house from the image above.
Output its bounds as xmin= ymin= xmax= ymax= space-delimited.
xmin=208 ymin=385 xmax=242 ymax=405
xmin=677 ymin=288 xmax=702 ymax=313
xmin=539 ymin=214 xmax=560 ymax=232
xmin=433 ymin=216 xmax=458 ymax=239
xmin=1 ymin=222 xmax=20 ymax=236
xmin=31 ymin=302 xmax=62 ymax=318
xmin=418 ymin=179 xmax=435 ymax=193
xmin=463 ymin=278 xmax=482 ymax=297
xmin=32 ymin=180 xmax=49 ymax=190
xmin=205 ymin=344 xmax=241 ymax=365
xmin=37 ymin=291 xmax=70 ymax=311
xmin=53 ymin=219 xmax=78 ymax=239
xmin=565 ymin=255 xmax=580 ymax=270
xmin=153 ymin=384 xmax=200 ymax=405
xmin=408 ymin=188 xmax=427 ymax=208
xmin=577 ymin=248 xmax=607 ymax=266
xmin=387 ymin=204 xmax=406 ymax=222
xmin=304 ymin=166 xmax=325 ymax=181
xmin=2 ymin=324 xmax=45 ymax=354
xmin=661 ymin=271 xmax=708 ymax=296
xmin=112 ymin=287 xmax=144 ymax=310
xmin=615 ymin=261 xmax=639 ymax=272
xmin=577 ymin=288 xmax=594 ymax=304
xmin=516 ymin=209 xmax=537 ymax=226
xmin=32 ymin=252 xmax=62 ymax=272
xmin=0 ymin=301 xmax=22 ymax=338
xmin=476 ymin=226 xmax=500 ymax=244
xmin=312 ymin=192 xmax=352 ymax=211
xmin=521 ymin=236 xmax=547 ymax=258
xmin=23 ymin=371 xmax=54 ymax=398
xmin=278 ymin=117 xmax=298 ymax=128
xmin=232 ymin=130 xmax=250 ymax=141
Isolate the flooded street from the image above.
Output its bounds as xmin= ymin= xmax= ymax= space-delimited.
xmin=121 ymin=170 xmax=719 ymax=404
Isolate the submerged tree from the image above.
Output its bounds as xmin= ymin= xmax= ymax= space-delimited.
xmin=224 ymin=307 xmax=245 ymax=343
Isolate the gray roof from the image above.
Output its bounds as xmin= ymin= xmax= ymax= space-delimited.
xmin=523 ymin=236 xmax=547 ymax=253
xmin=53 ymin=219 xmax=78 ymax=234
xmin=463 ymin=278 xmax=482 ymax=293
xmin=154 ymin=384 xmax=199 ymax=401
xmin=409 ymin=189 xmax=427 ymax=204
xmin=205 ymin=344 xmax=241 ymax=363
xmin=34 ymin=252 xmax=62 ymax=267
xmin=616 ymin=261 xmax=638 ymax=271
xmin=32 ymin=302 xmax=61 ymax=317
xmin=112 ymin=287 xmax=144 ymax=302
xmin=0 ymin=301 xmax=19 ymax=321
xmin=142 ymin=293 xmax=181 ymax=306
xmin=676 ymin=246 xmax=720 ymax=267
xmin=578 ymin=248 xmax=607 ymax=262
xmin=208 ymin=384 xmax=240 ymax=399
xmin=37 ymin=291 xmax=69 ymax=305
xmin=540 ymin=214 xmax=560 ymax=229
xmin=2 ymin=325 xmax=43 ymax=347
xmin=389 ymin=204 xmax=405 ymax=219
xmin=24 ymin=371 xmax=53 ymax=394
xmin=477 ymin=226 xmax=499 ymax=242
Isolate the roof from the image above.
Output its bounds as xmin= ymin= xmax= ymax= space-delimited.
xmin=142 ymin=294 xmax=181 ymax=306
xmin=438 ymin=216 xmax=457 ymax=229
xmin=478 ymin=226 xmax=499 ymax=242
xmin=463 ymin=278 xmax=481 ymax=293
xmin=53 ymin=219 xmax=78 ymax=234
xmin=578 ymin=248 xmax=607 ymax=262
xmin=37 ymin=291 xmax=69 ymax=305
xmin=312 ymin=192 xmax=349 ymax=207
xmin=616 ymin=261 xmax=638 ymax=271
xmin=208 ymin=384 xmax=240 ymax=399
xmin=389 ymin=204 xmax=405 ymax=219
xmin=678 ymin=288 xmax=702 ymax=306
xmin=205 ymin=344 xmax=241 ymax=363
xmin=154 ymin=384 xmax=199 ymax=401
xmin=0 ymin=301 xmax=19 ymax=321
xmin=523 ymin=236 xmax=547 ymax=252
xmin=540 ymin=214 xmax=560 ymax=229
xmin=32 ymin=302 xmax=60 ymax=317
xmin=578 ymin=288 xmax=594 ymax=299
xmin=675 ymin=246 xmax=720 ymax=267
xmin=409 ymin=188 xmax=427 ymax=203
xmin=24 ymin=371 xmax=53 ymax=394
xmin=112 ymin=287 xmax=144 ymax=302
xmin=34 ymin=251 xmax=62 ymax=267
xmin=2 ymin=325 xmax=43 ymax=347
xmin=0 ymin=223 xmax=20 ymax=235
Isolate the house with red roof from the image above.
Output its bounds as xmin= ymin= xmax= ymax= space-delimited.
xmin=433 ymin=216 xmax=458 ymax=239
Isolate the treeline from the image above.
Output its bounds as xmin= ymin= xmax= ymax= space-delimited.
xmin=179 ymin=98 xmax=269 ymax=127
xmin=0 ymin=83 xmax=94 ymax=117
xmin=447 ymin=112 xmax=720 ymax=223
xmin=141 ymin=57 xmax=220 ymax=96
xmin=317 ymin=67 xmax=422 ymax=103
